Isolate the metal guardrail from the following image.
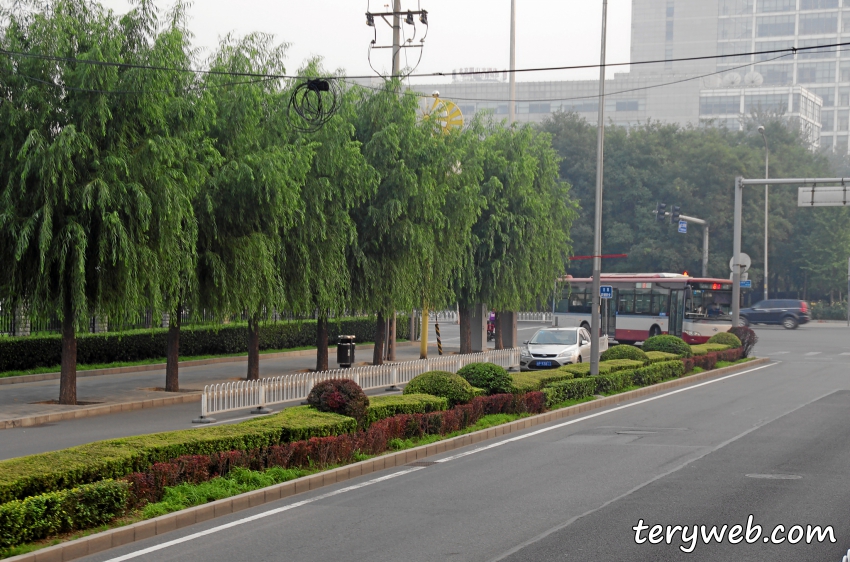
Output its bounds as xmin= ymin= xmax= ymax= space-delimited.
xmin=194 ymin=348 xmax=521 ymax=423
xmin=517 ymin=312 xmax=553 ymax=322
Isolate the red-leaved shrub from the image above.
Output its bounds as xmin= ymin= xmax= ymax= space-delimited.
xmin=306 ymin=379 xmax=370 ymax=424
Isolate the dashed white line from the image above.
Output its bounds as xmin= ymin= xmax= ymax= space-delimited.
xmin=804 ymin=352 xmax=822 ymax=356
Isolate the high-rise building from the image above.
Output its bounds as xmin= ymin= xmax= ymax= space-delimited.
xmin=413 ymin=0 xmax=832 ymax=148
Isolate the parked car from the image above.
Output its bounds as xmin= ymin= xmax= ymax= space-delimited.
xmin=520 ymin=327 xmax=608 ymax=371
xmin=738 ymin=299 xmax=810 ymax=329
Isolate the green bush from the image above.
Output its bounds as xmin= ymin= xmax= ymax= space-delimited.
xmin=600 ymin=345 xmax=648 ymax=362
xmin=707 ymin=332 xmax=742 ymax=348
xmin=559 ymin=359 xmax=644 ymax=377
xmin=456 ymin=362 xmax=513 ymax=395
xmin=644 ymin=351 xmax=680 ymax=364
xmin=542 ymin=378 xmax=597 ymax=407
xmin=594 ymin=371 xmax=633 ymax=395
xmin=363 ymin=394 xmax=448 ymax=425
xmin=0 ymin=406 xmax=355 ymax=505
xmin=631 ymin=360 xmax=685 ymax=387
xmin=690 ymin=343 xmax=730 ymax=356
xmin=403 ymin=371 xmax=475 ymax=407
xmin=0 ymin=479 xmax=129 ymax=549
xmin=306 ymin=379 xmax=370 ymax=425
xmin=642 ymin=335 xmax=692 ymax=358
xmin=0 ymin=316 xmax=415 ymax=373
xmin=509 ymin=373 xmax=547 ymax=394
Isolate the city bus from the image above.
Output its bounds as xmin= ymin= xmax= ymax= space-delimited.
xmin=554 ymin=273 xmax=737 ymax=344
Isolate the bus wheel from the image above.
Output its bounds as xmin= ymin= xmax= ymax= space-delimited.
xmin=649 ymin=325 xmax=661 ymax=338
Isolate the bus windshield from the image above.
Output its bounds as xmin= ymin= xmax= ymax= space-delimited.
xmin=685 ymin=287 xmax=733 ymax=320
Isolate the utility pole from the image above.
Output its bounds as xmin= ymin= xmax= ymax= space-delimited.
xmin=758 ymin=126 xmax=769 ymax=301
xmin=392 ymin=0 xmax=401 ymax=78
xmin=590 ymin=0 xmax=608 ymax=377
xmin=508 ymin=0 xmax=516 ymax=124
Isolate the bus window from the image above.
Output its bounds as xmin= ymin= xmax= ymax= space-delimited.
xmin=558 ymin=289 xmax=592 ymax=314
xmin=634 ymin=289 xmax=652 ymax=315
xmin=618 ymin=290 xmax=635 ymax=314
xmin=652 ymin=288 xmax=670 ymax=316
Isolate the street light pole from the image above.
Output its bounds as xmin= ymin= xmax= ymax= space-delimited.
xmin=590 ymin=0 xmax=608 ymax=377
xmin=758 ymin=125 xmax=769 ymax=301
xmin=509 ymin=0 xmax=516 ymax=125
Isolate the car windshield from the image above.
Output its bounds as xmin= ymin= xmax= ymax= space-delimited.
xmin=529 ymin=330 xmax=577 ymax=345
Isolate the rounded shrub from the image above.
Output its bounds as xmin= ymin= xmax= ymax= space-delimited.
xmin=306 ymin=378 xmax=370 ymax=423
xmin=600 ymin=345 xmax=648 ymax=362
xmin=642 ymin=335 xmax=692 ymax=358
xmin=707 ymin=332 xmax=742 ymax=348
xmin=727 ymin=326 xmax=758 ymax=357
xmin=403 ymin=370 xmax=475 ymax=406
xmin=456 ymin=362 xmax=512 ymax=395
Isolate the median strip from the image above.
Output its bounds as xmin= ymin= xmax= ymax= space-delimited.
xmin=2 ymin=357 xmax=771 ymax=562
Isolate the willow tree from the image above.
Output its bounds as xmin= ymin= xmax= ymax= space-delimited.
xmin=281 ymin=73 xmax=378 ymax=371
xmin=197 ymin=34 xmax=310 ymax=380
xmin=0 ymin=0 xmax=202 ymax=403
xmin=349 ymin=84 xmax=474 ymax=364
xmin=455 ymin=118 xmax=577 ymax=352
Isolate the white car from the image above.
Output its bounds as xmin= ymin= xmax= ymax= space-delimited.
xmin=520 ymin=327 xmax=608 ymax=371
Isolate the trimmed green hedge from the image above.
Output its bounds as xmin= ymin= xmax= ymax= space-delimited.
xmin=0 ymin=407 xmax=355 ymax=505
xmin=456 ymin=362 xmax=512 ymax=395
xmin=600 ymin=345 xmax=648 ymax=362
xmin=0 ymin=316 xmax=415 ymax=373
xmin=644 ymin=351 xmax=680 ymax=364
xmin=509 ymin=373 xmax=546 ymax=394
xmin=690 ymin=343 xmax=730 ymax=356
xmin=559 ymin=359 xmax=644 ymax=377
xmin=707 ymin=332 xmax=742 ymax=348
xmin=642 ymin=335 xmax=692 ymax=358
xmin=594 ymin=371 xmax=633 ymax=394
xmin=631 ymin=360 xmax=685 ymax=387
xmin=0 ymin=479 xmax=129 ymax=549
xmin=363 ymin=394 xmax=448 ymax=425
xmin=403 ymin=371 xmax=475 ymax=407
xmin=542 ymin=378 xmax=597 ymax=407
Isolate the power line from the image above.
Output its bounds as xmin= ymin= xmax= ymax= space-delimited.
xmin=1 ymin=41 xmax=849 ymax=83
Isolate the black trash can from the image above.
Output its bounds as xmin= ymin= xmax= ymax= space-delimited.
xmin=337 ymin=335 xmax=356 ymax=368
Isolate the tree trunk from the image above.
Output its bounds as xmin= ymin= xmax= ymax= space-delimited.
xmin=59 ymin=292 xmax=77 ymax=405
xmin=373 ymin=311 xmax=386 ymax=365
xmin=247 ymin=315 xmax=260 ymax=380
xmin=387 ymin=312 xmax=396 ymax=361
xmin=316 ymin=314 xmax=329 ymax=372
xmin=459 ymin=306 xmax=472 ymax=354
xmin=165 ymin=304 xmax=182 ymax=392
xmin=419 ymin=307 xmax=429 ymax=359
xmin=494 ymin=311 xmax=504 ymax=350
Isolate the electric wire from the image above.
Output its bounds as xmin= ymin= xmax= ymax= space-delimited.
xmin=1 ymin=41 xmax=848 ymax=83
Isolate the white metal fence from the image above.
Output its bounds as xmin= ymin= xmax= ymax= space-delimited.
xmin=517 ymin=312 xmax=553 ymax=322
xmin=194 ymin=348 xmax=521 ymax=422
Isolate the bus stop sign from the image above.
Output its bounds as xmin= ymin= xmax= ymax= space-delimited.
xmin=600 ymin=286 xmax=613 ymax=299
xmin=678 ymin=220 xmax=688 ymax=233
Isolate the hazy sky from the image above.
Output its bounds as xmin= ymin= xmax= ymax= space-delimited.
xmin=96 ymin=0 xmax=633 ymax=84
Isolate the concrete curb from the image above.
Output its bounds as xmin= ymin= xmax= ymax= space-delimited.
xmin=0 ymin=342 xmax=418 ymax=386
xmin=4 ymin=357 xmax=771 ymax=562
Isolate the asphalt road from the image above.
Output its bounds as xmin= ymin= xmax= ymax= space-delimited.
xmin=76 ymin=322 xmax=850 ymax=562
xmin=0 ymin=322 xmax=549 ymax=459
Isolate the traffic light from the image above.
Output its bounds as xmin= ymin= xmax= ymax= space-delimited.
xmin=670 ymin=205 xmax=681 ymax=223
xmin=655 ymin=202 xmax=667 ymax=222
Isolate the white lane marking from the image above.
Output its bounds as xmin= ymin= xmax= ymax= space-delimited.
xmin=105 ymin=362 xmax=776 ymax=561
xmin=840 ymin=353 xmax=850 ymax=356
xmin=102 ymin=467 xmax=425 ymax=562
xmin=767 ymin=351 xmax=790 ymax=355
xmin=435 ymin=362 xmax=777 ymax=464
xmin=804 ymin=352 xmax=822 ymax=356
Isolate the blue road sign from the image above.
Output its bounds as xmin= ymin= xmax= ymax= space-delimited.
xmin=740 ymin=280 xmax=752 ymax=288
xmin=600 ymin=285 xmax=613 ymax=299
xmin=678 ymin=220 xmax=688 ymax=234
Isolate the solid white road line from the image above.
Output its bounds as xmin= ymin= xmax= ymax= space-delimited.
xmin=102 ymin=468 xmax=425 ymax=562
xmin=104 ymin=362 xmax=776 ymax=561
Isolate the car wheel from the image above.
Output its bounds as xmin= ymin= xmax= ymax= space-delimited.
xmin=649 ymin=325 xmax=661 ymax=338
xmin=577 ymin=356 xmax=582 ymax=363
xmin=738 ymin=316 xmax=750 ymax=327
xmin=782 ymin=316 xmax=798 ymax=330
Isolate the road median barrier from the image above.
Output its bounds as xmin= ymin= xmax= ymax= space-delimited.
xmin=2 ymin=356 xmax=770 ymax=562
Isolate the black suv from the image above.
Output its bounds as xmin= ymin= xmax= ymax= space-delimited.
xmin=739 ymin=299 xmax=810 ymax=329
